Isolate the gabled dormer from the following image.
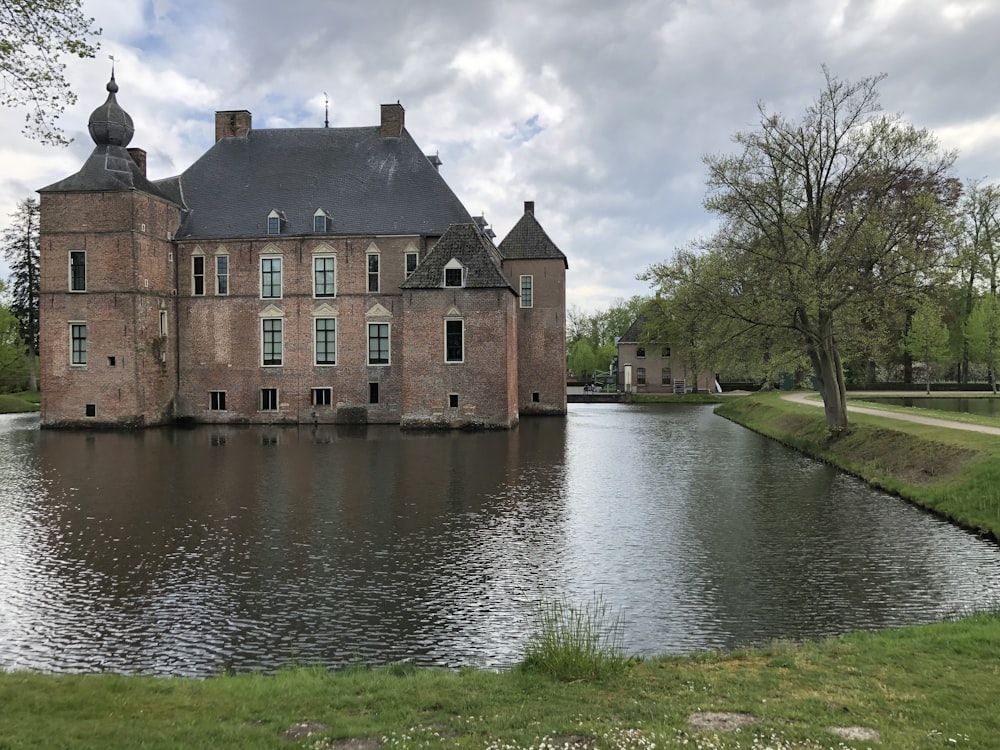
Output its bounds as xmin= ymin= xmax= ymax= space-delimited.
xmin=267 ymin=209 xmax=285 ymax=235
xmin=443 ymin=258 xmax=466 ymax=288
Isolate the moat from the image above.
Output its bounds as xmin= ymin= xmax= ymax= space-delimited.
xmin=2 ymin=403 xmax=1000 ymax=676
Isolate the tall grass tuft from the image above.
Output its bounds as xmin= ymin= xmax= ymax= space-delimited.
xmin=521 ymin=594 xmax=629 ymax=680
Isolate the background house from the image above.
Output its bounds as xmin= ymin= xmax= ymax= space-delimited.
xmin=616 ymin=312 xmax=717 ymax=394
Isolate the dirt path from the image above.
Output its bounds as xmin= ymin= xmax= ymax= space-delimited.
xmin=781 ymin=391 xmax=1000 ymax=436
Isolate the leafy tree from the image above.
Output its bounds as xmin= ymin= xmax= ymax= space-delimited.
xmin=965 ymin=294 xmax=1000 ymax=393
xmin=0 ymin=0 xmax=101 ymax=145
xmin=567 ymin=337 xmax=599 ymax=383
xmin=566 ymin=296 xmax=647 ymax=381
xmin=902 ymin=300 xmax=951 ymax=394
xmin=1 ymin=198 xmax=40 ymax=390
xmin=0 ymin=281 xmax=28 ymax=391
xmin=644 ymin=69 xmax=958 ymax=432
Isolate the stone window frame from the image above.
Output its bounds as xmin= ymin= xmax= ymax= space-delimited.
xmin=314 ymin=316 xmax=337 ymax=366
xmin=444 ymin=317 xmax=464 ymax=363
xmin=70 ymin=322 xmax=87 ymax=366
xmin=260 ymin=387 xmax=279 ymax=411
xmin=192 ymin=251 xmax=206 ymax=296
xmin=519 ymin=275 xmax=533 ymax=308
xmin=260 ymin=250 xmax=283 ymax=299
xmin=313 ymin=250 xmax=337 ymax=298
xmin=209 ymin=391 xmax=227 ymax=411
xmin=366 ymin=246 xmax=381 ymax=293
xmin=367 ymin=321 xmax=390 ymax=365
xmin=266 ymin=209 xmax=284 ymax=235
xmin=313 ymin=208 xmax=331 ymax=234
xmin=69 ymin=250 xmax=86 ymax=292
xmin=311 ymin=387 xmax=332 ymax=406
xmin=215 ymin=251 xmax=229 ymax=296
xmin=260 ymin=310 xmax=284 ymax=367
xmin=443 ymin=258 xmax=465 ymax=288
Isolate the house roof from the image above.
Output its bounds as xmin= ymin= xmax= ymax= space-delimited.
xmin=497 ymin=204 xmax=568 ymax=267
xmin=401 ymin=224 xmax=514 ymax=291
xmin=618 ymin=310 xmax=665 ymax=344
xmin=158 ymin=126 xmax=475 ymax=240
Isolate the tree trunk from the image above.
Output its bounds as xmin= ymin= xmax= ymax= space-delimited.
xmin=807 ymin=313 xmax=849 ymax=433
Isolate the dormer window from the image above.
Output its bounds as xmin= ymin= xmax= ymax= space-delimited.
xmin=313 ymin=209 xmax=331 ymax=233
xmin=444 ymin=258 xmax=465 ymax=288
xmin=267 ymin=209 xmax=284 ymax=235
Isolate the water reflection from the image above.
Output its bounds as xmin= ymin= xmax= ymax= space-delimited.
xmin=2 ymin=405 xmax=999 ymax=676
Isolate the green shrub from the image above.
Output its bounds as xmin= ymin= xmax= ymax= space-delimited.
xmin=521 ymin=594 xmax=629 ymax=680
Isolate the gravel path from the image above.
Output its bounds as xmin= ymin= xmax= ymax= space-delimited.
xmin=781 ymin=391 xmax=1000 ymax=436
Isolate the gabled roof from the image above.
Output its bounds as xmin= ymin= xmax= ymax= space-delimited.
xmin=497 ymin=205 xmax=568 ymax=267
xmin=401 ymin=224 xmax=514 ymax=291
xmin=158 ymin=127 xmax=474 ymax=240
xmin=618 ymin=309 xmax=666 ymax=344
xmin=40 ymin=144 xmax=178 ymax=204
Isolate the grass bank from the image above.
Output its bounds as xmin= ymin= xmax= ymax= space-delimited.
xmin=0 ymin=390 xmax=40 ymax=414
xmin=3 ymin=611 xmax=1000 ymax=748
xmin=630 ymin=392 xmax=725 ymax=404
xmin=715 ymin=390 xmax=1000 ymax=539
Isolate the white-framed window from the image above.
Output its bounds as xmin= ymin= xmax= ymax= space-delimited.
xmin=261 ymin=256 xmax=282 ymax=298
xmin=260 ymin=388 xmax=279 ymax=411
xmin=311 ymin=387 xmax=332 ymax=406
xmin=315 ymin=317 xmax=337 ymax=365
xmin=313 ymin=209 xmax=329 ymax=233
xmin=262 ymin=317 xmax=283 ymax=366
xmin=159 ymin=310 xmax=167 ymax=336
xmin=368 ymin=322 xmax=390 ymax=365
xmin=313 ymin=255 xmax=336 ymax=297
xmin=367 ymin=252 xmax=380 ymax=293
xmin=70 ymin=323 xmax=87 ymax=366
xmin=69 ymin=251 xmax=86 ymax=291
xmin=267 ymin=209 xmax=283 ymax=235
xmin=209 ymin=391 xmax=227 ymax=410
xmin=405 ymin=251 xmax=419 ymax=277
xmin=192 ymin=255 xmax=205 ymax=295
xmin=445 ymin=318 xmax=464 ymax=363
xmin=520 ymin=275 xmax=533 ymax=308
xmin=216 ymin=254 xmax=229 ymax=295
xmin=443 ymin=258 xmax=465 ymax=288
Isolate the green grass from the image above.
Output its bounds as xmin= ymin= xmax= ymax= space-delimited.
xmin=0 ymin=390 xmax=40 ymax=413
xmin=3 ymin=612 xmax=1000 ymax=748
xmin=716 ymin=390 xmax=1000 ymax=538
xmin=630 ymin=392 xmax=724 ymax=404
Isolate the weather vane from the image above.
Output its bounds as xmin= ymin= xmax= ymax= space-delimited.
xmin=324 ymin=92 xmax=330 ymax=128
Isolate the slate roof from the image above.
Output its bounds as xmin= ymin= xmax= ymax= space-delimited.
xmin=401 ymin=224 xmax=514 ymax=292
xmin=618 ymin=310 xmax=665 ymax=344
xmin=497 ymin=210 xmax=568 ymax=267
xmin=157 ymin=126 xmax=475 ymax=240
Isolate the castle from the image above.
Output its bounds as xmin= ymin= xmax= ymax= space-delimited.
xmin=37 ymin=76 xmax=567 ymax=429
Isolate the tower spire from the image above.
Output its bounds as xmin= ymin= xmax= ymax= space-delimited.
xmin=324 ymin=92 xmax=329 ymax=128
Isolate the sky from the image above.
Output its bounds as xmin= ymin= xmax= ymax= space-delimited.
xmin=1 ymin=0 xmax=999 ymax=314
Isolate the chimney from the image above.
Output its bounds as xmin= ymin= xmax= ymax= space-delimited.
xmin=127 ymin=148 xmax=147 ymax=177
xmin=380 ymin=102 xmax=405 ymax=138
xmin=215 ymin=110 xmax=252 ymax=142
xmin=524 ymin=201 xmax=535 ymax=216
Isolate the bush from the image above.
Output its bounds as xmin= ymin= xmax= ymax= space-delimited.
xmin=521 ymin=594 xmax=629 ymax=680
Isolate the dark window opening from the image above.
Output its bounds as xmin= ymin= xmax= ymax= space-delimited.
xmin=260 ymin=388 xmax=278 ymax=411
xmin=444 ymin=267 xmax=463 ymax=287
xmin=445 ymin=319 xmax=463 ymax=362
xmin=70 ymin=251 xmax=86 ymax=291
xmin=367 ymin=254 xmax=380 ymax=293
xmin=449 ymin=393 xmax=459 ymax=408
xmin=210 ymin=391 xmax=227 ymax=410
xmin=107 ymin=356 xmax=116 ymax=367
xmin=85 ymin=404 xmax=96 ymax=417
xmin=312 ymin=387 xmax=332 ymax=406
xmin=532 ymin=392 xmax=540 ymax=403
xmin=636 ymin=347 xmax=646 ymax=358
xmin=368 ymin=382 xmax=379 ymax=404
xmin=192 ymin=256 xmax=205 ymax=295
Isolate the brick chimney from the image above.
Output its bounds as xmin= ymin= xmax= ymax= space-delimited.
xmin=380 ymin=102 xmax=405 ymax=137
xmin=215 ymin=110 xmax=252 ymax=141
xmin=524 ymin=201 xmax=535 ymax=216
xmin=127 ymin=148 xmax=147 ymax=177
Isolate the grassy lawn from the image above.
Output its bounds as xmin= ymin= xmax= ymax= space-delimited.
xmin=716 ymin=390 xmax=1000 ymax=539
xmin=845 ymin=391 xmax=1000 ymax=429
xmin=2 ymin=610 xmax=1000 ymax=748
xmin=0 ymin=390 xmax=40 ymax=414
xmin=629 ymin=392 xmax=725 ymax=405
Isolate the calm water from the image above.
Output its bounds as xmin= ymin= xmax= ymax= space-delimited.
xmin=855 ymin=395 xmax=1000 ymax=417
xmin=2 ymin=404 xmax=1000 ymax=676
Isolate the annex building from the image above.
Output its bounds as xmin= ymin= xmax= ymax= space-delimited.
xmin=38 ymin=76 xmax=568 ymax=429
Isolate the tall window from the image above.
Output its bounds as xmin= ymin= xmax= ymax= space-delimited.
xmin=368 ymin=382 xmax=379 ymax=404
xmin=216 ymin=255 xmax=229 ymax=295
xmin=445 ymin=319 xmax=463 ymax=363
xmin=367 ymin=253 xmax=380 ymax=293
xmin=261 ymin=257 xmax=282 ymax=298
xmin=262 ymin=318 xmax=283 ymax=366
xmin=192 ymin=256 xmax=205 ymax=295
xmin=260 ymin=388 xmax=278 ymax=411
xmin=368 ymin=322 xmax=389 ymax=365
xmin=661 ymin=367 xmax=672 ymax=386
xmin=70 ymin=323 xmax=87 ymax=365
xmin=520 ymin=275 xmax=533 ymax=308
xmin=315 ymin=318 xmax=337 ymax=365
xmin=636 ymin=367 xmax=646 ymax=386
xmin=159 ymin=310 xmax=167 ymax=336
xmin=405 ymin=251 xmax=419 ymax=277
xmin=314 ymin=256 xmax=336 ymax=297
xmin=69 ymin=251 xmax=86 ymax=291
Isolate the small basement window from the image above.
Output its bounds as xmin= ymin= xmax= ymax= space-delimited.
xmin=449 ymin=393 xmax=459 ymax=408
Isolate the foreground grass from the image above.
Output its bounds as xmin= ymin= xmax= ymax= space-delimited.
xmin=716 ymin=390 xmax=1000 ymax=539
xmin=3 ymin=611 xmax=1000 ymax=748
xmin=0 ymin=390 xmax=40 ymax=414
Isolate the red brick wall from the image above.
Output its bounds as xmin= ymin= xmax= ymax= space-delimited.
xmin=502 ymin=257 xmax=567 ymax=415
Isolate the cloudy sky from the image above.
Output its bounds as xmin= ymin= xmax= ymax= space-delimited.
xmin=2 ymin=0 xmax=999 ymax=313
